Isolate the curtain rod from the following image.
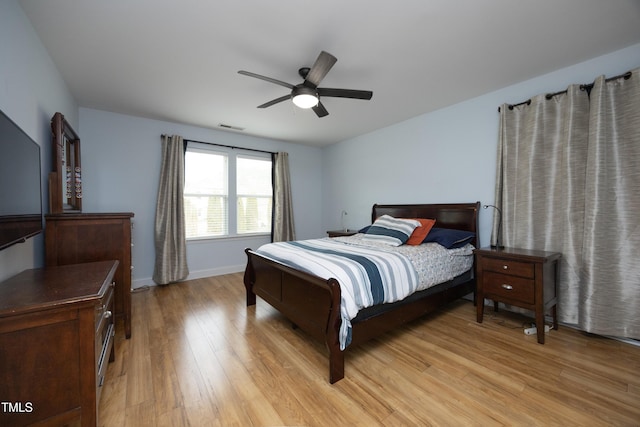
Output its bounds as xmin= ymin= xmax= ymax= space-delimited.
xmin=498 ymin=70 xmax=633 ymax=112
xmin=184 ymin=138 xmax=276 ymax=155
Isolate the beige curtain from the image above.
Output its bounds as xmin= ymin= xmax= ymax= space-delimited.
xmin=495 ymin=68 xmax=639 ymax=339
xmin=581 ymin=72 xmax=640 ymax=337
xmin=495 ymin=85 xmax=590 ymax=317
xmin=153 ymin=134 xmax=189 ymax=285
xmin=272 ymin=152 xmax=295 ymax=242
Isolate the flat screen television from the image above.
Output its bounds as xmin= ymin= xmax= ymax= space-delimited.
xmin=0 ymin=109 xmax=43 ymax=250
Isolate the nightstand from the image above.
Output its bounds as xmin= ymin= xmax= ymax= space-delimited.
xmin=474 ymin=247 xmax=561 ymax=344
xmin=327 ymin=229 xmax=359 ymax=237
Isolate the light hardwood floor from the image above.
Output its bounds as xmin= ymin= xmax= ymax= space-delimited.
xmin=100 ymin=273 xmax=640 ymax=426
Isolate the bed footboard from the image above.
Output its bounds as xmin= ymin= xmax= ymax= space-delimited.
xmin=244 ymin=248 xmax=346 ymax=383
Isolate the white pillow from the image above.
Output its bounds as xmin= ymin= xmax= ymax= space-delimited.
xmin=362 ymin=215 xmax=420 ymax=246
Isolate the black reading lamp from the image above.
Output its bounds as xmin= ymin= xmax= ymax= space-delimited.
xmin=483 ymin=204 xmax=504 ymax=249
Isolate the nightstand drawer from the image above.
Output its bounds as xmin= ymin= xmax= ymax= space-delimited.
xmin=483 ymin=271 xmax=535 ymax=304
xmin=482 ymin=257 xmax=534 ymax=278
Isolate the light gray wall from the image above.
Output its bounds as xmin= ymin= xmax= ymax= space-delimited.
xmin=322 ymin=43 xmax=640 ymax=248
xmin=79 ymin=108 xmax=323 ymax=286
xmin=0 ymin=0 xmax=77 ymax=281
xmin=2 ymin=0 xmax=638 ymax=286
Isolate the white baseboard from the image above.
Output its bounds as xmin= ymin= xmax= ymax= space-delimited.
xmin=131 ymin=264 xmax=245 ymax=289
xmin=609 ymin=336 xmax=640 ymax=347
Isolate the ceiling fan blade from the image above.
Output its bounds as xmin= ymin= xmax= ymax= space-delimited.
xmin=238 ymin=70 xmax=294 ymax=89
xmin=312 ymin=102 xmax=329 ymax=118
xmin=257 ymin=95 xmax=290 ymax=108
xmin=318 ymin=87 xmax=373 ymax=100
xmin=304 ymin=51 xmax=337 ymax=88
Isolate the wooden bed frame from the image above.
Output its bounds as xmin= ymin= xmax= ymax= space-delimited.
xmin=243 ymin=202 xmax=480 ymax=383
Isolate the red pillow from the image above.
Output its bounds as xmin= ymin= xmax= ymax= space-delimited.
xmin=405 ymin=218 xmax=436 ymax=245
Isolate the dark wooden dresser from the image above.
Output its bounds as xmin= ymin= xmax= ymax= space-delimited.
xmin=45 ymin=212 xmax=134 ymax=338
xmin=0 ymin=260 xmax=118 ymax=427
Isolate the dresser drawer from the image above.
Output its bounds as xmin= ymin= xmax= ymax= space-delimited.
xmin=95 ymin=282 xmax=115 ymax=333
xmin=96 ymin=282 xmax=115 ymax=403
xmin=481 ymin=257 xmax=534 ymax=278
xmin=483 ymin=271 xmax=535 ymax=305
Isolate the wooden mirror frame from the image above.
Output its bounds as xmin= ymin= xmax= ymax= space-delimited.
xmin=49 ymin=112 xmax=82 ymax=213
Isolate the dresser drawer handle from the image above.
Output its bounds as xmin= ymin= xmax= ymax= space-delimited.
xmin=104 ymin=310 xmax=112 ymax=319
xmin=501 ymin=284 xmax=513 ymax=290
xmin=502 ymin=265 xmax=509 ymax=270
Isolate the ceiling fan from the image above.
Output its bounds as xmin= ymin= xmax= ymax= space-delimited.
xmin=238 ymin=51 xmax=373 ymax=118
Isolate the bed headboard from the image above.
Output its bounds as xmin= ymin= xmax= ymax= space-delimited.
xmin=371 ymin=202 xmax=481 ymax=247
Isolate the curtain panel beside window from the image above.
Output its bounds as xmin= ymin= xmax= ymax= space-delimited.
xmin=153 ymin=134 xmax=189 ymax=285
xmin=272 ymin=152 xmax=295 ymax=242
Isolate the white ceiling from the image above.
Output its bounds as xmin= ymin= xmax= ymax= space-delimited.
xmin=19 ymin=0 xmax=640 ymax=147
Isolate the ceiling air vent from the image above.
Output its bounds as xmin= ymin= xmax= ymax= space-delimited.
xmin=218 ymin=123 xmax=245 ymax=131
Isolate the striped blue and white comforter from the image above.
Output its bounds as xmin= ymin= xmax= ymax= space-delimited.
xmin=255 ymin=235 xmax=474 ymax=350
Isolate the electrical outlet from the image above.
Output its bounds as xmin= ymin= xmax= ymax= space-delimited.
xmin=524 ymin=325 xmax=550 ymax=335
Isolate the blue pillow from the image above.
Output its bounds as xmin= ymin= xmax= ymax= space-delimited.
xmin=422 ymin=227 xmax=475 ymax=249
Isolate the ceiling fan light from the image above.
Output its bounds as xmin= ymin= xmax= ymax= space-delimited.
xmin=292 ymin=94 xmax=318 ymax=109
xmin=291 ymin=86 xmax=318 ymax=109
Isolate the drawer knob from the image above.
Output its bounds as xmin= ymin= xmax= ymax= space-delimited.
xmin=503 ymin=265 xmax=508 ymax=270
xmin=104 ymin=310 xmax=112 ymax=319
xmin=501 ymin=284 xmax=513 ymax=290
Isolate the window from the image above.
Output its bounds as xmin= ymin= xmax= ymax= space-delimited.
xmin=236 ymin=156 xmax=273 ymax=234
xmin=184 ymin=144 xmax=272 ymax=239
